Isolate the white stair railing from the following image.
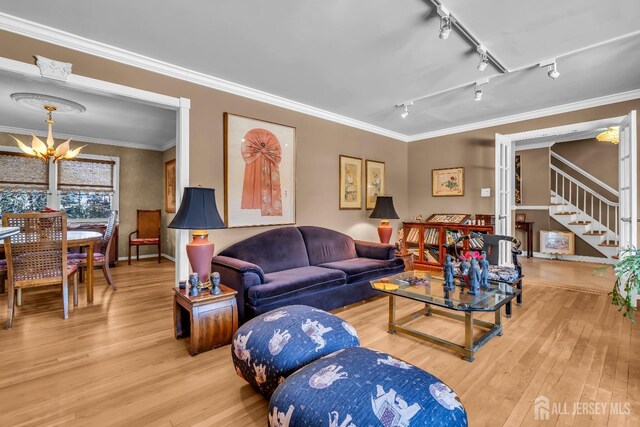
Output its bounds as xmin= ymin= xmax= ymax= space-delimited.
xmin=550 ymin=165 xmax=619 ymax=244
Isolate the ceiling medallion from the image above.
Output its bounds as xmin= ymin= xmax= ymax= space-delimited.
xmin=9 ymin=93 xmax=87 ymax=162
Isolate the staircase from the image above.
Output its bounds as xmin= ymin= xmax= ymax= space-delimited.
xmin=549 ymin=152 xmax=619 ymax=262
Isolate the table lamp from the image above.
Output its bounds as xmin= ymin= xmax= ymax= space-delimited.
xmin=169 ymin=187 xmax=226 ymax=283
xmin=369 ymin=196 xmax=399 ymax=244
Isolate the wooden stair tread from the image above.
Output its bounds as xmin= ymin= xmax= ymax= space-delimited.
xmin=612 ymin=255 xmax=619 ymax=259
xmin=583 ymin=231 xmax=607 ymax=235
xmin=599 ymin=242 xmax=618 ymax=247
xmin=569 ymin=221 xmax=591 ymax=225
xmin=554 ymin=212 xmax=577 ymax=215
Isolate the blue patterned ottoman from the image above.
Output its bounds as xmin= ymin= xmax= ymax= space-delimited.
xmin=232 ymin=305 xmax=360 ymax=398
xmin=269 ymin=346 xmax=468 ymax=427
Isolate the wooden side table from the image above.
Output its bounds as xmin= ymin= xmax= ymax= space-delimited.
xmin=173 ymin=285 xmax=238 ymax=356
xmin=396 ymin=251 xmax=415 ymax=271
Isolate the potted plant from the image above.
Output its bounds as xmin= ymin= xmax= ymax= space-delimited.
xmin=600 ymin=248 xmax=640 ymax=323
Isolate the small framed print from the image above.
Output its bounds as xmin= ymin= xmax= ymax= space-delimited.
xmin=365 ymin=160 xmax=385 ymax=210
xmin=164 ymin=159 xmax=176 ymax=213
xmin=339 ymin=155 xmax=363 ymax=209
xmin=432 ymin=167 xmax=464 ymax=197
xmin=540 ymin=230 xmax=575 ymax=255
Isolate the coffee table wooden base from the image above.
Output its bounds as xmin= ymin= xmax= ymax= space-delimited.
xmin=173 ymin=286 xmax=238 ymax=356
xmin=388 ymin=295 xmax=503 ymax=362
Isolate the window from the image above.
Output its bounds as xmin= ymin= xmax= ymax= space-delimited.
xmin=0 ymin=148 xmax=119 ymax=221
xmin=0 ymin=152 xmax=49 ymax=217
xmin=57 ymin=158 xmax=116 ymax=220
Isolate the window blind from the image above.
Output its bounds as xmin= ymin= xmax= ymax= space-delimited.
xmin=0 ymin=152 xmax=49 ymax=189
xmin=58 ymin=158 xmax=115 ymax=192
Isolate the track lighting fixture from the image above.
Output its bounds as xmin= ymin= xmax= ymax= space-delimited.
xmin=439 ymin=15 xmax=452 ymax=40
xmin=540 ymin=59 xmax=560 ymax=79
xmin=474 ymin=79 xmax=489 ymax=102
xmin=397 ymin=102 xmax=413 ymax=119
xmin=474 ymin=87 xmax=482 ymax=101
xmin=477 ymin=47 xmax=489 ymax=72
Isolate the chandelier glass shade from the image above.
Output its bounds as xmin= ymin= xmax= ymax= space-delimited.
xmin=596 ymin=126 xmax=620 ymax=144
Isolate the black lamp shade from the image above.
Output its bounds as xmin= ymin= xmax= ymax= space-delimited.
xmin=168 ymin=187 xmax=226 ymax=230
xmin=369 ymin=196 xmax=399 ymax=220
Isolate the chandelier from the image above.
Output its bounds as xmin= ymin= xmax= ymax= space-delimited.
xmin=9 ymin=93 xmax=86 ymax=163
xmin=596 ymin=126 xmax=620 ymax=144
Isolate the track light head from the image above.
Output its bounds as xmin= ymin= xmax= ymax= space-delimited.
xmin=540 ymin=59 xmax=560 ymax=79
xmin=439 ymin=15 xmax=452 ymax=40
xmin=474 ymin=79 xmax=488 ymax=102
xmin=477 ymin=51 xmax=489 ymax=72
xmin=547 ymin=62 xmax=560 ymax=79
xmin=401 ymin=105 xmax=409 ymax=119
xmin=474 ymin=88 xmax=483 ymax=101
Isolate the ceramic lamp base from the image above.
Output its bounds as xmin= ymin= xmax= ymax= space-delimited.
xmin=377 ymin=220 xmax=393 ymax=244
xmin=186 ymin=231 xmax=215 ymax=283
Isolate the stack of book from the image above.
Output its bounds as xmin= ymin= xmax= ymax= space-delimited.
xmin=405 ymin=227 xmax=420 ymax=244
xmin=424 ymin=247 xmax=439 ymax=263
xmin=423 ymin=228 xmax=439 ymax=246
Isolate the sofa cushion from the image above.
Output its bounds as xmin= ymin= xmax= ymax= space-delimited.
xmin=218 ymin=227 xmax=309 ymax=274
xmin=269 ymin=346 xmax=468 ymax=426
xmin=298 ymin=226 xmax=357 ymax=265
xmin=319 ymin=257 xmax=405 ymax=283
xmin=232 ymin=305 xmax=360 ymax=398
xmin=248 ymin=266 xmax=347 ymax=306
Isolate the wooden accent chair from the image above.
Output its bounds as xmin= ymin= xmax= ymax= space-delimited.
xmin=2 ymin=212 xmax=79 ymax=329
xmin=128 ymin=209 xmax=162 ymax=265
xmin=68 ymin=210 xmax=118 ymax=290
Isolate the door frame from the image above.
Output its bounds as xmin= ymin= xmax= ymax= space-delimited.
xmin=0 ymin=55 xmax=191 ymax=283
xmin=494 ymin=115 xmax=629 ymax=264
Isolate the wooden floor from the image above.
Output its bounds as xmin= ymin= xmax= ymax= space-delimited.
xmin=0 ymin=258 xmax=637 ymax=426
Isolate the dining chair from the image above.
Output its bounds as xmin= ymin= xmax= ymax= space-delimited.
xmin=68 ymin=210 xmax=118 ymax=290
xmin=2 ymin=211 xmax=79 ymax=329
xmin=128 ymin=209 xmax=162 ymax=265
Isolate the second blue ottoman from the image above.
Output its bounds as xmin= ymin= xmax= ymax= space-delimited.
xmin=232 ymin=305 xmax=360 ymax=397
xmin=269 ymin=346 xmax=468 ymax=426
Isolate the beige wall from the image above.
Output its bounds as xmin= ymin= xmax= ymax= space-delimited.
xmin=0 ymin=132 xmax=164 ymax=258
xmin=0 ymin=31 xmax=409 ymax=254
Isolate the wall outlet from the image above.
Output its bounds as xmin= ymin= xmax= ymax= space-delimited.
xmin=481 ymin=188 xmax=491 ymax=197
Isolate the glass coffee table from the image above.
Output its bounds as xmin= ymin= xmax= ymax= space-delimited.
xmin=370 ymin=270 xmax=520 ymax=362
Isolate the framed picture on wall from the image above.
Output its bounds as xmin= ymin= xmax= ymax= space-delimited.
xmin=164 ymin=159 xmax=176 ymax=213
xmin=224 ymin=113 xmax=296 ymax=228
xmin=432 ymin=167 xmax=464 ymax=197
xmin=515 ymin=154 xmax=522 ymax=204
xmin=339 ymin=155 xmax=363 ymax=209
xmin=365 ymin=159 xmax=385 ymax=210
xmin=540 ymin=230 xmax=575 ymax=255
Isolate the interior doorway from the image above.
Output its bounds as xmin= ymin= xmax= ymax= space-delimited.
xmin=494 ymin=113 xmax=637 ymax=266
xmin=0 ymin=55 xmax=191 ymax=283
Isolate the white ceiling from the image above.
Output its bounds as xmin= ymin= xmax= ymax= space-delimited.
xmin=0 ymin=69 xmax=176 ymax=150
xmin=0 ymin=0 xmax=639 ymax=139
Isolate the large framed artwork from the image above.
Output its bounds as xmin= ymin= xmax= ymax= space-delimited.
xmin=540 ymin=230 xmax=575 ymax=255
xmin=164 ymin=159 xmax=176 ymax=213
xmin=365 ymin=159 xmax=385 ymax=210
xmin=515 ymin=154 xmax=522 ymax=204
xmin=339 ymin=155 xmax=363 ymax=209
xmin=224 ymin=113 xmax=296 ymax=228
xmin=432 ymin=167 xmax=464 ymax=197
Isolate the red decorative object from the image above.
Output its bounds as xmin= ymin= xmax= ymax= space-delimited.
xmin=241 ymin=128 xmax=283 ymax=216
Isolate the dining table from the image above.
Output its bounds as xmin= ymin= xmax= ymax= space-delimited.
xmin=0 ymin=230 xmax=103 ymax=303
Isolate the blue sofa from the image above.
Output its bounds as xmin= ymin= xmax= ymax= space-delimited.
xmin=211 ymin=226 xmax=405 ymax=322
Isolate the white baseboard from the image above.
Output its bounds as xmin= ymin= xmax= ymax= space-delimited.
xmin=117 ymin=253 xmax=175 ymax=262
xmin=521 ymin=251 xmax=615 ymax=265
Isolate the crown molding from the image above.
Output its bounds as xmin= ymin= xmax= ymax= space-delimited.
xmin=160 ymin=138 xmax=176 ymax=151
xmin=1 ymin=12 xmax=638 ymax=145
xmin=0 ymin=124 xmax=166 ymax=151
xmin=0 ymin=12 xmax=408 ymax=142
xmin=407 ymin=89 xmax=640 ymax=142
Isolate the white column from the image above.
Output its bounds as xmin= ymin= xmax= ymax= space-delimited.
xmin=175 ymin=97 xmax=191 ymax=284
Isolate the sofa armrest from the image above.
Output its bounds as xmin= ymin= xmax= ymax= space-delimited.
xmin=211 ymin=256 xmax=265 ymax=323
xmin=354 ymin=240 xmax=396 ymax=260
xmin=211 ymin=256 xmax=265 ymax=284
